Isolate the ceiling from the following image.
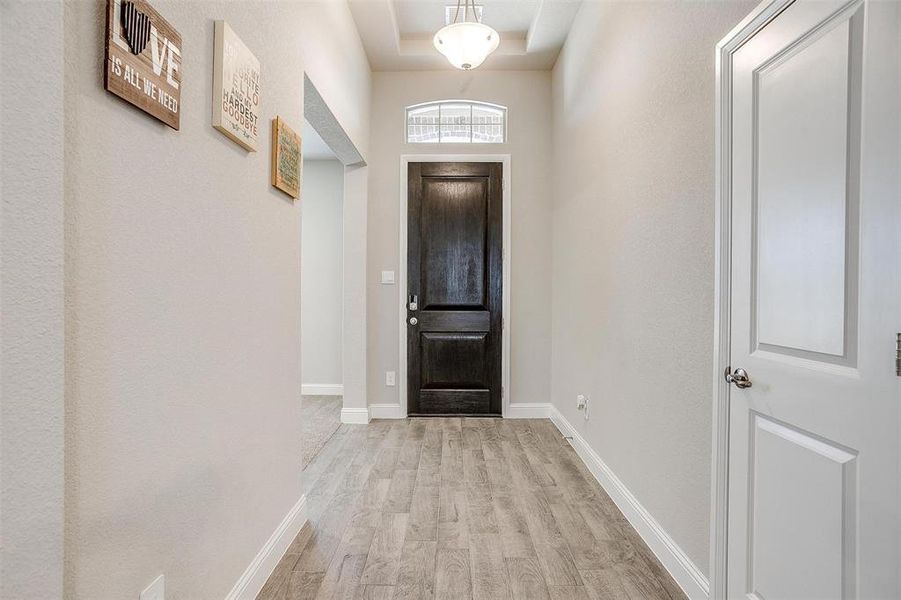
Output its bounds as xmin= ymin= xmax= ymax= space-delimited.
xmin=348 ymin=0 xmax=582 ymax=71
xmin=302 ymin=119 xmax=337 ymax=160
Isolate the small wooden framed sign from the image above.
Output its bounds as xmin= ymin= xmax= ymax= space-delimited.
xmin=271 ymin=117 xmax=301 ymax=200
xmin=104 ymin=0 xmax=182 ymax=129
xmin=212 ymin=21 xmax=261 ymax=151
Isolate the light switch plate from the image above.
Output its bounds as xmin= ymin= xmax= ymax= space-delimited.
xmin=140 ymin=575 xmax=165 ymax=600
xmin=380 ymin=271 xmax=395 ymax=284
xmin=386 ymin=371 xmax=396 ymax=386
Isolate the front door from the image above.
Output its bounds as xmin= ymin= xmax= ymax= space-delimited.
xmin=726 ymin=1 xmax=899 ymax=598
xmin=406 ymin=162 xmax=503 ymax=416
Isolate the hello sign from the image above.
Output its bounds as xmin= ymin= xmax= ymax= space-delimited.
xmin=105 ymin=0 xmax=182 ymax=129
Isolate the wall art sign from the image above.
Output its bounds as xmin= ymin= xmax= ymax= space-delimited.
xmin=104 ymin=0 xmax=182 ymax=129
xmin=212 ymin=21 xmax=261 ymax=151
xmin=271 ymin=117 xmax=301 ymax=200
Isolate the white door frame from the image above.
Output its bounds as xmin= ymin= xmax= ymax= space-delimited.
xmin=398 ymin=154 xmax=512 ymax=418
xmin=710 ymin=0 xmax=797 ymax=596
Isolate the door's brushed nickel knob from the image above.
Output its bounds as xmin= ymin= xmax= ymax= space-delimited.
xmin=409 ymin=317 xmax=418 ymax=325
xmin=724 ymin=367 xmax=752 ymax=389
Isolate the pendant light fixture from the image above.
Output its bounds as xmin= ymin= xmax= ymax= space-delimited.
xmin=433 ymin=0 xmax=500 ymax=70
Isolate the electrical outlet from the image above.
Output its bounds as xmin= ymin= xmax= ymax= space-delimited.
xmin=576 ymin=394 xmax=587 ymax=410
xmin=140 ymin=575 xmax=165 ymax=600
xmin=386 ymin=371 xmax=396 ymax=386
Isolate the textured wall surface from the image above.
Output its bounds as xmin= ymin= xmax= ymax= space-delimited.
xmin=550 ymin=0 xmax=755 ymax=574
xmin=1 ymin=2 xmax=66 ymax=597
xmin=62 ymin=1 xmax=369 ymax=597
xmin=301 ymin=159 xmax=344 ymax=386
xmin=366 ymin=70 xmax=553 ymax=411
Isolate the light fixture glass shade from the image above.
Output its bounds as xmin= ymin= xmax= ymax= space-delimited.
xmin=433 ymin=22 xmax=500 ymax=70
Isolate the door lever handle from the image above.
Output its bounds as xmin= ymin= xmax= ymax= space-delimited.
xmin=724 ymin=367 xmax=752 ymax=389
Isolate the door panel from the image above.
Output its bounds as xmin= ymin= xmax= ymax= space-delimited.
xmin=407 ymin=162 xmax=502 ymax=416
xmin=421 ymin=178 xmax=488 ymax=308
xmin=754 ymin=16 xmax=858 ymax=359
xmin=750 ymin=413 xmax=857 ymax=599
xmin=420 ymin=332 xmax=488 ymax=389
xmin=727 ymin=1 xmax=899 ymax=598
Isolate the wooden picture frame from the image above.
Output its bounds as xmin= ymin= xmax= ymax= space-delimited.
xmin=212 ymin=21 xmax=261 ymax=151
xmin=104 ymin=0 xmax=182 ymax=129
xmin=271 ymin=117 xmax=301 ymax=200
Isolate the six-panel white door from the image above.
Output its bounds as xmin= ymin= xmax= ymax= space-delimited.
xmin=727 ymin=0 xmax=900 ymax=598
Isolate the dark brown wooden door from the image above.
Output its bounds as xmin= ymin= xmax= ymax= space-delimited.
xmin=407 ymin=162 xmax=503 ymax=416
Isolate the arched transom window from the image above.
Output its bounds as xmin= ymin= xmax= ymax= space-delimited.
xmin=406 ymin=100 xmax=506 ymax=144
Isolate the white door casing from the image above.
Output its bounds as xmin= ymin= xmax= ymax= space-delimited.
xmin=713 ymin=0 xmax=900 ymax=598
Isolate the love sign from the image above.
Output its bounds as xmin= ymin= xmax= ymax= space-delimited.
xmin=105 ymin=0 xmax=182 ymax=129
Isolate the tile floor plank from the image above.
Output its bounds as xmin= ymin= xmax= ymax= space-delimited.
xmin=393 ymin=540 xmax=437 ymax=600
xmin=580 ymin=569 xmax=631 ymax=600
xmin=493 ymin=494 xmax=537 ymax=559
xmin=405 ymin=485 xmax=439 ymax=541
xmin=548 ymin=585 xmax=591 ymax=600
xmin=359 ymin=512 xmax=409 ymax=585
xmin=506 ymin=557 xmax=551 ymax=600
xmin=437 ymin=488 xmax=470 ymax=549
xmin=434 ymin=548 xmax=471 ymax=600
xmin=470 ymin=534 xmax=512 ymax=600
xmin=383 ymin=469 xmax=417 ymax=513
xmin=359 ymin=584 xmax=395 ymax=600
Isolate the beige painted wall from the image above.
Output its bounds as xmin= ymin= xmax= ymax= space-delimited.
xmin=301 ymin=159 xmax=344 ymax=387
xmin=1 ymin=2 xmax=65 ymax=596
xmin=367 ymin=71 xmax=553 ymax=411
xmin=550 ymin=0 xmax=755 ymax=574
xmin=63 ymin=1 xmax=369 ymax=597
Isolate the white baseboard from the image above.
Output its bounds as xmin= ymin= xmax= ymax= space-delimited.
xmin=225 ymin=495 xmax=308 ymax=600
xmin=340 ymin=407 xmax=371 ymax=424
xmin=368 ymin=403 xmax=405 ymax=419
xmin=505 ymin=402 xmax=553 ymax=419
xmin=301 ymin=384 xmax=343 ymax=396
xmin=549 ymin=406 xmax=709 ymax=600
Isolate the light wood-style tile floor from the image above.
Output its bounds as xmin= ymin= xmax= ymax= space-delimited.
xmin=258 ymin=418 xmax=686 ymax=600
xmin=301 ymin=396 xmax=343 ymax=471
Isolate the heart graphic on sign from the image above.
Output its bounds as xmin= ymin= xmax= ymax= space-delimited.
xmin=120 ymin=1 xmax=152 ymax=55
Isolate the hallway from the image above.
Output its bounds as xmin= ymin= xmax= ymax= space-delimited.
xmin=4 ymin=0 xmax=900 ymax=597
xmin=258 ymin=418 xmax=685 ymax=600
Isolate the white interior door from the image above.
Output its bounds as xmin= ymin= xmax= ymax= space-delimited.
xmin=727 ymin=0 xmax=900 ymax=598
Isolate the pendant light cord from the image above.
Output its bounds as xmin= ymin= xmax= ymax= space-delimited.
xmin=452 ymin=0 xmax=481 ymax=24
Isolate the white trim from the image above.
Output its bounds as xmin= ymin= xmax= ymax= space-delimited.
xmin=368 ymin=403 xmax=406 ymax=420
xmin=505 ymin=403 xmax=553 ymax=419
xmin=304 ymin=74 xmax=367 ymax=436
xmin=301 ymin=384 xmax=344 ymax=396
xmin=225 ymin=495 xmax=308 ymax=600
xmin=710 ymin=2 xmax=795 ymax=597
xmin=340 ymin=407 xmax=371 ymax=424
xmin=550 ymin=407 xmax=709 ymax=600
xmin=398 ymin=154 xmax=512 ymax=418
